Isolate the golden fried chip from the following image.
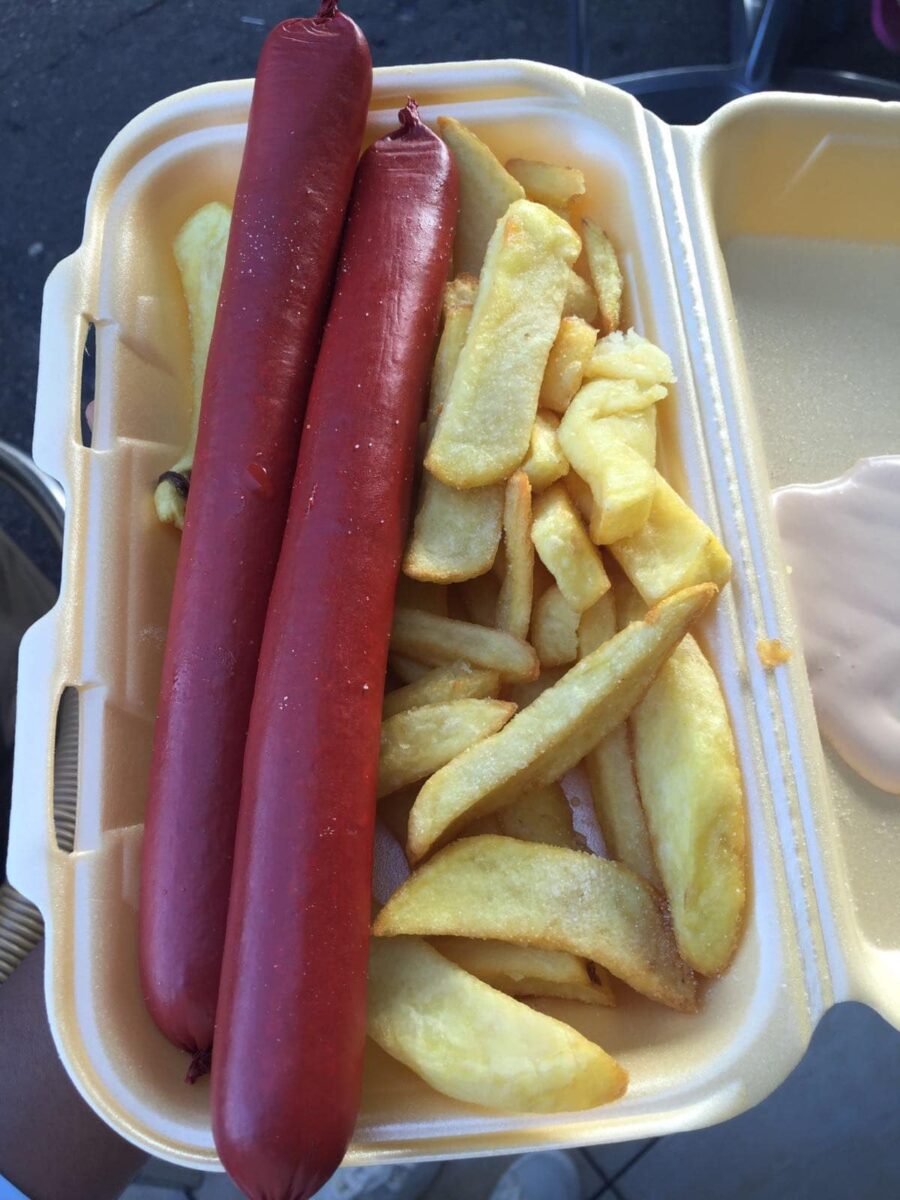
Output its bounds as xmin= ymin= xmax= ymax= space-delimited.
xmin=582 ymin=218 xmax=623 ymax=336
xmin=391 ymin=607 xmax=539 ymax=683
xmin=496 ymin=472 xmax=534 ymax=640
xmin=408 ymin=273 xmax=505 ymax=582
xmin=565 ymin=470 xmax=594 ymax=522
xmin=495 ymin=781 xmax=579 ymax=849
xmin=505 ymin=159 xmax=586 ymax=209
xmin=379 ymin=700 xmax=516 ymax=798
xmin=578 ymin=594 xmax=659 ymax=885
xmin=383 ymin=662 xmax=501 ymax=719
xmin=426 ymin=277 xmax=476 ymax=436
xmin=437 ymin=117 xmax=525 ymax=276
xmin=426 ymin=201 xmax=581 ymax=488
xmin=531 ymin=585 xmax=580 ymax=667
xmin=406 ymin=584 xmax=715 ymax=859
xmin=404 ymin=478 xmax=504 ymax=583
xmin=609 ymin=473 xmax=732 ymax=604
xmin=156 ymin=201 xmax=231 ymax=528
xmin=431 ymin=937 xmax=614 ymax=1006
xmin=539 ymin=317 xmax=597 ymax=414
xmin=632 ymin=633 xmax=746 ymax=976
xmin=558 ymin=384 xmax=664 ymax=544
xmin=584 ymin=328 xmax=675 ymax=388
xmin=375 ymin=837 xmax=697 ymax=1011
xmin=531 ymin=483 xmax=610 ymax=612
xmin=570 ymin=377 xmax=665 ymax=420
xmin=563 ymin=270 xmax=599 ymax=323
xmin=368 ymin=936 xmax=627 ymax=1111
xmin=521 ymin=411 xmax=569 ymax=493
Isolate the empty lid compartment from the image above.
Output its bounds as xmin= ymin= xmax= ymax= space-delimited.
xmin=680 ymin=94 xmax=900 ymax=1027
xmin=709 ymin=97 xmax=900 ymax=488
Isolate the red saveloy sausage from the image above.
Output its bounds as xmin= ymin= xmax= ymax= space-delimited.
xmin=212 ymin=103 xmax=457 ymax=1200
xmin=140 ymin=5 xmax=372 ymax=1079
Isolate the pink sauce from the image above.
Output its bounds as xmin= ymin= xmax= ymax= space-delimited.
xmin=773 ymin=456 xmax=900 ymax=795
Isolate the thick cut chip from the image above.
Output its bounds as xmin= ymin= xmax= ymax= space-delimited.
xmin=558 ymin=386 xmax=664 ymax=544
xmin=531 ymin=585 xmax=580 ymax=668
xmin=426 ymin=201 xmax=581 ymax=488
xmin=632 ymin=633 xmax=746 ymax=976
xmin=559 ymin=381 xmax=661 ymax=467
xmin=408 ymin=274 xmax=504 ymax=582
xmin=576 ymin=587 xmax=618 ymax=653
xmin=368 ymin=936 xmax=627 ymax=1112
xmin=568 ymin=377 xmax=666 ymax=424
xmin=426 ymin=276 xmax=477 ymax=435
xmin=531 ymin=484 xmax=610 ymax=612
xmin=563 ymin=271 xmax=599 ymax=323
xmin=155 ymin=201 xmax=231 ymax=528
xmin=582 ymin=219 xmax=624 ymax=336
xmin=437 ymin=117 xmax=526 ymax=276
xmin=494 ymin=781 xmax=579 ymax=849
xmin=383 ymin=662 xmax=501 ymax=719
xmin=609 ymin=473 xmax=732 ymax=604
xmin=465 ymin=783 xmax=579 ymax=851
xmin=521 ymin=411 xmax=569 ymax=493
xmin=597 ymin=409 xmax=658 ymax=464
xmin=406 ymin=584 xmax=715 ymax=859
xmin=586 ymin=441 xmax=655 ymax=545
xmin=457 ymin=572 xmax=500 ymax=627
xmin=570 ymin=377 xmax=666 ymax=421
xmin=465 ymin=781 xmax=577 ymax=849
xmin=404 ymin=476 xmax=504 ymax=583
xmin=378 ymin=700 xmax=515 ymax=798
xmin=505 ymin=159 xmax=586 ymax=209
xmin=391 ymin=607 xmax=539 ymax=683
xmin=614 ymin=571 xmax=646 ymax=627
xmin=602 ymin=412 xmax=657 ymax=472
xmin=431 ymin=938 xmax=614 ymax=1006
xmin=585 ymin=329 xmax=676 ymax=387
xmin=539 ymin=317 xmax=597 ymax=414
xmin=585 ymin=730 xmax=659 ymax=885
xmin=496 ymin=472 xmax=534 ymax=640
xmin=173 ymin=202 xmax=231 ymax=409
xmin=375 ymin=837 xmax=697 ymax=1011
xmin=562 ymin=381 xmax=663 ymax=454
xmin=394 ymin=576 xmax=448 ymax=618
xmin=578 ymin=595 xmax=659 ymax=885
xmin=566 ymin=470 xmax=594 ymax=522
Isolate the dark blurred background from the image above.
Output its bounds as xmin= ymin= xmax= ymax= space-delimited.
xmin=0 ymin=0 xmax=897 ymax=578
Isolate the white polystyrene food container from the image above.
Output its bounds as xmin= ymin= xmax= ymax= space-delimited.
xmin=7 ymin=61 xmax=900 ymax=1170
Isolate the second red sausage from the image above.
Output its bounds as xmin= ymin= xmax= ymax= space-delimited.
xmin=212 ymin=104 xmax=457 ymax=1200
